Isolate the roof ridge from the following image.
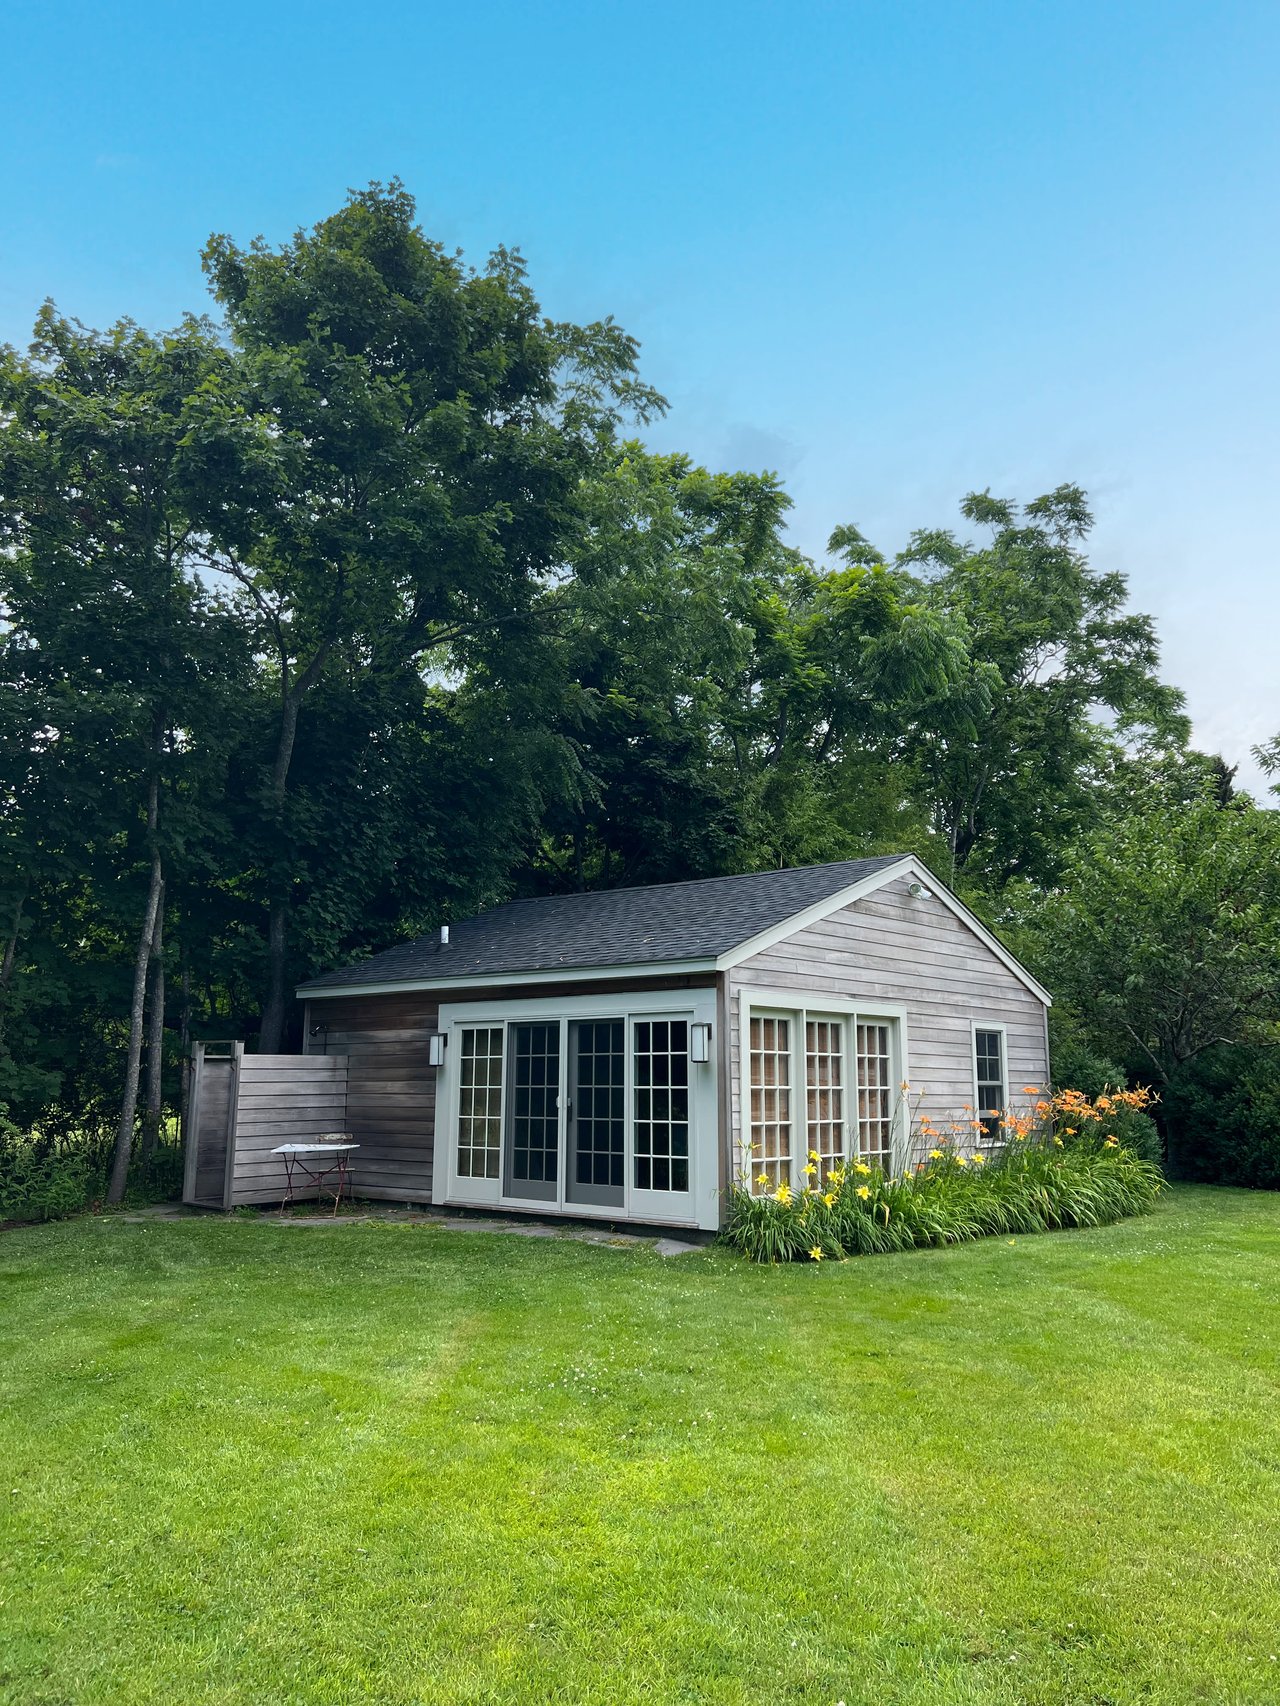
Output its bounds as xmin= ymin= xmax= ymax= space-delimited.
xmin=491 ymin=854 xmax=906 ymax=911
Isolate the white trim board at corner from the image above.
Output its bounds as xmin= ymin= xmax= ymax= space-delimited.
xmin=297 ymin=856 xmax=1051 ymax=1009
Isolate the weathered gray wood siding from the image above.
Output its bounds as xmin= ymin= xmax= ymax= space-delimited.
xmin=227 ymin=1053 xmax=350 ymax=1206
xmin=305 ymin=993 xmax=438 ymax=1202
xmin=728 ymin=874 xmax=1049 ymax=1178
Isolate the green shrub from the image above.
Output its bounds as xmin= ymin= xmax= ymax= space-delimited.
xmin=0 ymin=1116 xmax=185 ymax=1224
xmin=0 ymin=1125 xmax=100 ymax=1223
xmin=722 ymin=1092 xmax=1164 ymax=1263
xmin=1165 ymin=1046 xmax=1280 ymax=1188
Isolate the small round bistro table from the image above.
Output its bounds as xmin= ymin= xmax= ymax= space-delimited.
xmin=271 ymin=1136 xmax=360 ymax=1215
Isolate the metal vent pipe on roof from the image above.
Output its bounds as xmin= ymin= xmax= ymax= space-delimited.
xmin=440 ymin=924 xmax=450 ymax=946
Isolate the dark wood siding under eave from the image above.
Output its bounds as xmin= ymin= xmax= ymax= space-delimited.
xmin=301 ymin=973 xmax=718 ymax=1205
xmin=305 ymin=993 xmax=439 ymax=1203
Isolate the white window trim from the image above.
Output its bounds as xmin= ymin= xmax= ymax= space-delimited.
xmin=739 ymin=992 xmax=910 ymax=1192
xmin=971 ymin=1021 xmax=1009 ymax=1127
xmin=435 ymin=988 xmax=719 ymax=1231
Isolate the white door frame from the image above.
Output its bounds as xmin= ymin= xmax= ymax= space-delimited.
xmin=435 ymin=988 xmax=720 ymax=1231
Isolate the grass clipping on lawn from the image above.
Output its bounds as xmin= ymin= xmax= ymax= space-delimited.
xmin=723 ymin=1090 xmax=1164 ymax=1263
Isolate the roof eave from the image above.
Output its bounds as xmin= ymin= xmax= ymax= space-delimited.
xmin=296 ymin=955 xmax=721 ymax=1000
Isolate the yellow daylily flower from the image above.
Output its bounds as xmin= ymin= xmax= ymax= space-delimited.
xmin=856 ymin=1184 xmax=871 ymax=1200
xmin=809 ymin=1246 xmax=824 ymax=1262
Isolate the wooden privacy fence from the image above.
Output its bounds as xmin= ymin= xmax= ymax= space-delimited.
xmin=182 ymin=1042 xmax=350 ymax=1209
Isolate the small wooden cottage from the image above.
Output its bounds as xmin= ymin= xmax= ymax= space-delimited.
xmin=184 ymin=855 xmax=1051 ymax=1229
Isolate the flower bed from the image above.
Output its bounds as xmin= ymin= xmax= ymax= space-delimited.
xmin=722 ymin=1088 xmax=1163 ymax=1263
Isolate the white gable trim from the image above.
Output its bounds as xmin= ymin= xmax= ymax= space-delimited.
xmin=714 ymin=855 xmax=1052 ymax=1007
xmin=711 ymin=858 xmax=914 ymax=971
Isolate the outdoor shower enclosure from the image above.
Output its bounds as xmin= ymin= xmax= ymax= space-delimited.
xmin=181 ymin=1042 xmax=350 ymax=1209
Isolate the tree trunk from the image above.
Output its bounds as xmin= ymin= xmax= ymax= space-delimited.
xmin=139 ymin=899 xmax=166 ymax=1171
xmin=258 ymin=897 xmax=289 ymax=1053
xmin=0 ymin=878 xmax=29 ymax=1044
xmin=257 ymin=652 xmax=331 ymax=1053
xmin=178 ymin=952 xmax=193 ymax=1137
xmin=108 ymin=772 xmax=164 ymax=1207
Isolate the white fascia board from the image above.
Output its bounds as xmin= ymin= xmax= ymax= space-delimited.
xmin=296 ymin=956 xmax=719 ymax=1001
xmin=715 ymin=854 xmax=1052 ymax=1008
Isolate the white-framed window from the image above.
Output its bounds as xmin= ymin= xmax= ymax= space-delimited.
xmin=805 ymin=1017 xmax=846 ymax=1185
xmin=457 ymin=1025 xmax=503 ymax=1179
xmin=742 ymin=995 xmax=907 ymax=1194
xmin=973 ymin=1023 xmax=1007 ymax=1140
xmin=748 ymin=1013 xmax=793 ymax=1193
xmin=633 ymin=1018 xmax=690 ymax=1194
xmin=854 ymin=1019 xmax=895 ymax=1171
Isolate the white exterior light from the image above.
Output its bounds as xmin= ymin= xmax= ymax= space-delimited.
xmin=689 ymin=1022 xmax=712 ymax=1064
xmin=908 ymin=881 xmax=933 ymax=900
xmin=428 ymin=1032 xmax=448 ymax=1067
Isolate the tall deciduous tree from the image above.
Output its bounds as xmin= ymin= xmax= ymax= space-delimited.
xmin=884 ymin=485 xmax=1188 ymax=887
xmin=1013 ymin=797 xmax=1280 ymax=1097
xmin=194 ymin=182 xmax=661 ymax=1047
xmin=0 ymin=310 xmax=251 ymax=1189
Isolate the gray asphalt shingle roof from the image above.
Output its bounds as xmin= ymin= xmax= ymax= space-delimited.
xmin=298 ymin=855 xmax=909 ymax=993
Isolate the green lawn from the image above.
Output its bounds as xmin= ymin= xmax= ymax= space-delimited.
xmin=2 ymin=1190 xmax=1279 ymax=1705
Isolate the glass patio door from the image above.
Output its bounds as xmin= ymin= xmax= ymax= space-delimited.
xmin=566 ymin=1018 xmax=625 ymax=1207
xmin=502 ymin=1022 xmax=560 ymax=1201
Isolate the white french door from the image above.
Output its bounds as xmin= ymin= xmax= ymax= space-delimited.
xmin=440 ymin=994 xmax=717 ymax=1229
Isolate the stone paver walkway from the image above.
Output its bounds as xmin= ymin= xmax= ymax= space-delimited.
xmin=118 ymin=1201 xmax=705 ymax=1256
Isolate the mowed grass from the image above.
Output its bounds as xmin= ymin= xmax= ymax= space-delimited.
xmin=1 ymin=1190 xmax=1279 ymax=1705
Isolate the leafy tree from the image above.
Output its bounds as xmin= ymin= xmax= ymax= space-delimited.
xmin=864 ymin=485 xmax=1190 ymax=888
xmin=0 ymin=310 xmax=252 ymax=1191
xmin=1255 ymin=735 xmax=1280 ymax=798
xmin=532 ymin=450 xmax=974 ymax=889
xmin=194 ymin=181 xmax=662 ymax=1047
xmin=1011 ymin=796 xmax=1280 ymax=1164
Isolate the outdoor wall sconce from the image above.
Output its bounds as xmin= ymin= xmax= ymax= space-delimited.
xmin=427 ymin=1032 xmax=448 ymax=1067
xmin=690 ymin=1022 xmax=713 ymax=1064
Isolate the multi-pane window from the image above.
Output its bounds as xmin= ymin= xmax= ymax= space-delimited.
xmin=805 ymin=1019 xmax=845 ymax=1183
xmin=457 ymin=1027 xmax=503 ymax=1179
xmin=749 ymin=1015 xmax=793 ymax=1193
xmin=974 ymin=1028 xmax=1006 ymax=1140
xmin=633 ymin=1019 xmax=689 ymax=1192
xmin=573 ymin=1019 xmax=625 ymax=1190
xmin=855 ymin=1021 xmax=894 ymax=1172
xmin=508 ymin=1022 xmax=560 ymax=1185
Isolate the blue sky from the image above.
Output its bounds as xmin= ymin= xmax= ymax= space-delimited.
xmin=4 ymin=0 xmax=1277 ymax=792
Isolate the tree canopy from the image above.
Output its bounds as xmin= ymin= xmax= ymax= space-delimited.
xmin=1 ymin=180 xmax=1270 ymax=1192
